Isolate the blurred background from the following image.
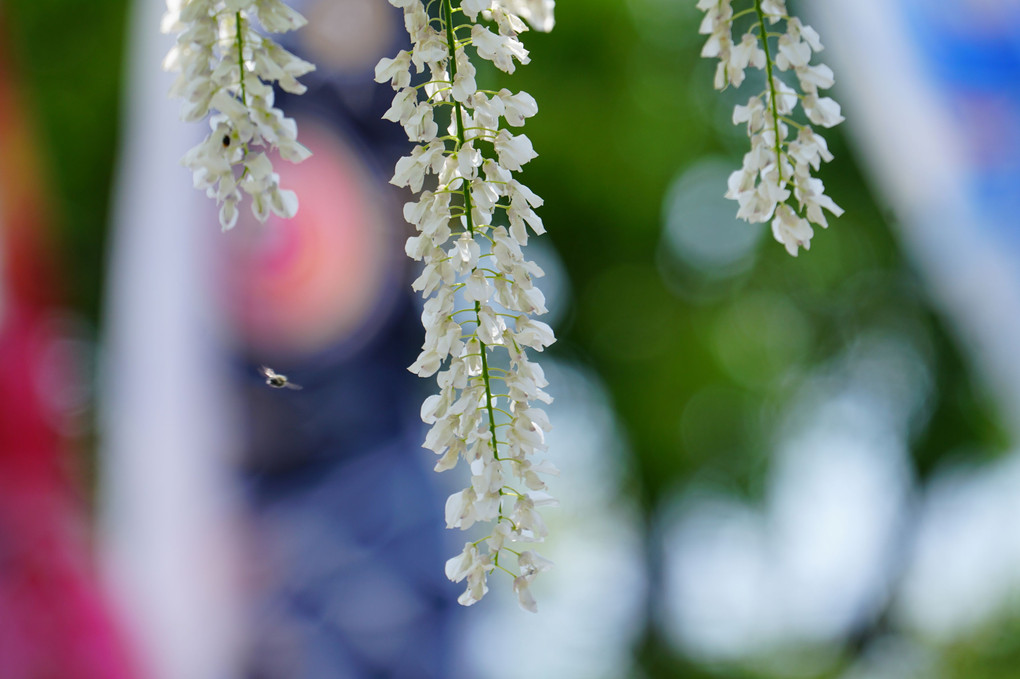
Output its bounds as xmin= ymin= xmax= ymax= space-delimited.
xmin=1 ymin=0 xmax=1020 ymax=677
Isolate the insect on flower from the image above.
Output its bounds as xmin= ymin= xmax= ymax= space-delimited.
xmin=259 ymin=365 xmax=302 ymax=390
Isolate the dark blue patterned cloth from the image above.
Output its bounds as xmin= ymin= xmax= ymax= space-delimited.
xmin=232 ymin=4 xmax=462 ymax=676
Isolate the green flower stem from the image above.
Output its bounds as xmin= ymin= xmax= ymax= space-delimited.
xmin=234 ymin=11 xmax=250 ymax=170
xmin=731 ymin=7 xmax=756 ymax=21
xmin=479 ymin=406 xmax=515 ymax=420
xmin=443 ymin=0 xmax=502 ymax=465
xmin=780 ymin=115 xmax=805 ymax=131
xmin=234 ymin=11 xmax=248 ymax=107
xmin=494 ymin=563 xmax=518 ymax=577
xmin=754 ymin=0 xmax=784 ymax=187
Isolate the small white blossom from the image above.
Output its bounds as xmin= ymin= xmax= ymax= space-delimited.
xmin=445 ymin=542 xmax=494 ymax=606
xmin=771 ymin=203 xmax=813 ymax=256
xmin=379 ymin=0 xmax=556 ymax=610
xmin=699 ymin=0 xmax=843 ymax=254
xmin=162 ymin=0 xmax=314 ymax=229
xmin=512 ymin=549 xmax=554 ymax=612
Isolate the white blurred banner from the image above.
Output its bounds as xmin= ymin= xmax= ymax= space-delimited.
xmin=815 ymin=0 xmax=1020 ymax=429
xmin=99 ymin=1 xmax=242 ymax=677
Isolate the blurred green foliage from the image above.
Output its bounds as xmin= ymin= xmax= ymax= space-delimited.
xmin=510 ymin=0 xmax=1009 ymax=505
xmin=503 ymin=1 xmax=1013 ymax=676
xmin=3 ymin=0 xmax=1015 ymax=677
xmin=4 ymin=0 xmax=129 ymax=318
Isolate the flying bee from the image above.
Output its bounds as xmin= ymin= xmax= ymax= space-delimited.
xmin=259 ymin=365 xmax=302 ymax=390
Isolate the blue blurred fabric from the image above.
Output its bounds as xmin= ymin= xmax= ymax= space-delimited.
xmin=902 ymin=0 xmax=1020 ymax=242
xmin=231 ymin=4 xmax=461 ymax=676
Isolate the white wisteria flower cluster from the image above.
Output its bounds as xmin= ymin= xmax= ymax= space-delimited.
xmin=699 ymin=0 xmax=844 ymax=256
xmin=162 ymin=0 xmax=314 ymax=229
xmin=376 ymin=0 xmax=557 ymax=612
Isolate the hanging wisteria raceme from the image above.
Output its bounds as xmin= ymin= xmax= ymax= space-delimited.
xmin=162 ymin=0 xmax=314 ymax=229
xmin=377 ymin=0 xmax=557 ymax=612
xmin=699 ymin=0 xmax=844 ymax=256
